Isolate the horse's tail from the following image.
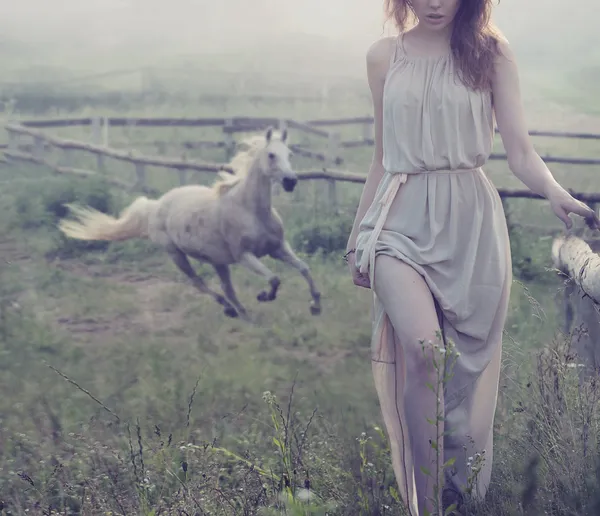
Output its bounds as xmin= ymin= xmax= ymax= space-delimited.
xmin=58 ymin=196 xmax=157 ymax=241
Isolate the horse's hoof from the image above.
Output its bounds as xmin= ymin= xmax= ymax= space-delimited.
xmin=224 ymin=306 xmax=238 ymax=318
xmin=257 ymin=291 xmax=275 ymax=302
xmin=310 ymin=304 xmax=321 ymax=316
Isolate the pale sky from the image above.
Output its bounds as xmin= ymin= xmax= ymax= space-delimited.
xmin=1 ymin=1 xmax=595 ymax=72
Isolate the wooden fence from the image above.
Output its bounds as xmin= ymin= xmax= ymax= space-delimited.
xmin=2 ymin=114 xmax=600 ymax=205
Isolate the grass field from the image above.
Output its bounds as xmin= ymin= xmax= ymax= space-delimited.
xmin=1 ymin=70 xmax=600 ymax=515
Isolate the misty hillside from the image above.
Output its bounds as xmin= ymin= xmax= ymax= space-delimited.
xmin=0 ymin=0 xmax=598 ymax=112
xmin=2 ymin=1 xmax=597 ymax=68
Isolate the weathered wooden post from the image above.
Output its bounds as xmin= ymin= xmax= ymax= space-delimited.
xmin=4 ymin=102 xmax=18 ymax=159
xmin=91 ymin=116 xmax=101 ymax=142
xmin=132 ymin=161 xmax=146 ymax=192
xmin=552 ymin=234 xmax=600 ymax=381
xmin=59 ymin=146 xmax=73 ymax=169
xmin=124 ymin=118 xmax=137 ymax=147
xmin=326 ymin=131 xmax=340 ymax=214
xmin=178 ymin=158 xmax=188 ymax=186
xmin=91 ymin=116 xmax=106 ymax=172
xmin=102 ymin=116 xmax=109 ymax=147
xmin=7 ymin=128 xmax=18 ymax=154
xmin=32 ymin=135 xmax=45 ymax=161
xmin=223 ymin=118 xmax=235 ymax=161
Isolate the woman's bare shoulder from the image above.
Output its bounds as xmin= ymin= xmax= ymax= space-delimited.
xmin=493 ymin=33 xmax=514 ymax=63
xmin=366 ymin=36 xmax=397 ymax=68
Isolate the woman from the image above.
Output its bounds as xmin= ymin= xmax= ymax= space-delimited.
xmin=345 ymin=0 xmax=599 ymax=514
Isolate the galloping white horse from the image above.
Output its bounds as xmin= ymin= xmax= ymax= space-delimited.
xmin=58 ymin=127 xmax=322 ymax=320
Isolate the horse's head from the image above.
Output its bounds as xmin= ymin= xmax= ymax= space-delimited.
xmin=259 ymin=126 xmax=297 ymax=192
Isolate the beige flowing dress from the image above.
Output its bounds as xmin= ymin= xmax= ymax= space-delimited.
xmin=354 ymin=34 xmax=512 ymax=515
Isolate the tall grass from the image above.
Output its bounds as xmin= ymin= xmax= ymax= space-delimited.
xmin=0 ymin=159 xmax=599 ymax=515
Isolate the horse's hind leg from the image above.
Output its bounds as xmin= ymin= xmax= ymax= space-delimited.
xmin=271 ymin=240 xmax=321 ymax=315
xmin=238 ymin=252 xmax=281 ymax=302
xmin=213 ymin=264 xmax=250 ymax=321
xmin=167 ymin=247 xmax=238 ymax=318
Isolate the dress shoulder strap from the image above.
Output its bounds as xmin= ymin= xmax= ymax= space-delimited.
xmin=388 ymin=35 xmax=401 ymax=67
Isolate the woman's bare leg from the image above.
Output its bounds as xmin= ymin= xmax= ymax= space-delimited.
xmin=373 ymin=254 xmax=444 ymax=514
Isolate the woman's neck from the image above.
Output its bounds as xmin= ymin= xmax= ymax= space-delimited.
xmin=415 ymin=20 xmax=453 ymax=37
xmin=405 ymin=23 xmax=454 ymax=55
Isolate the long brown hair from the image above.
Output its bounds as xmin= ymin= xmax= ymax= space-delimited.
xmin=383 ymin=0 xmax=503 ymax=91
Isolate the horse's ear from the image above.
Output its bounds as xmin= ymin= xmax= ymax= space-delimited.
xmin=265 ymin=126 xmax=273 ymax=142
xmin=281 ymin=128 xmax=288 ymax=142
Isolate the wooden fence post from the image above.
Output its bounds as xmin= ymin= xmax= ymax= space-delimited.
xmin=32 ymin=136 xmax=45 ymax=161
xmin=5 ymin=99 xmax=16 ymax=124
xmin=223 ymin=118 xmax=235 ymax=161
xmin=91 ymin=116 xmax=106 ymax=172
xmin=552 ymin=235 xmax=600 ymax=380
xmin=278 ymin=118 xmax=288 ymax=133
xmin=7 ymin=129 xmax=18 ymax=153
xmin=125 ymin=118 xmax=137 ymax=146
xmin=326 ymin=131 xmax=340 ymax=214
xmin=60 ymin=148 xmax=73 ymax=169
xmin=103 ymin=116 xmax=109 ymax=147
xmin=178 ymin=162 xmax=188 ymax=186
xmin=178 ymin=170 xmax=187 ymax=185
xmin=91 ymin=116 xmax=102 ymax=142
xmin=562 ymin=277 xmax=576 ymax=336
xmin=133 ymin=162 xmax=146 ymax=191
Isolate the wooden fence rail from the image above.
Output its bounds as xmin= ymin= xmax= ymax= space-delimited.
xmin=2 ymin=114 xmax=600 ymax=208
xmin=11 ymin=115 xmax=339 ymax=164
xmin=5 ymin=123 xmax=233 ymax=173
xmin=305 ymin=115 xmax=600 ymax=140
xmin=4 ymin=121 xmax=600 ymax=210
xmin=13 ymin=114 xmax=600 ymax=140
xmin=8 ymin=114 xmax=600 ymax=167
xmin=2 ymin=116 xmax=349 ymax=192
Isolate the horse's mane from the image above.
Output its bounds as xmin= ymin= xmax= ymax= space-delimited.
xmin=213 ymin=135 xmax=263 ymax=196
xmin=212 ymin=131 xmax=283 ymax=197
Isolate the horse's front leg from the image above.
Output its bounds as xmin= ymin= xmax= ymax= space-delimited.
xmin=238 ymin=252 xmax=281 ymax=302
xmin=270 ymin=241 xmax=321 ymax=315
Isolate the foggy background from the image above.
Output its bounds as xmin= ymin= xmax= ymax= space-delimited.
xmin=1 ymin=0 xmax=598 ymax=120
xmin=2 ymin=1 xmax=595 ymax=61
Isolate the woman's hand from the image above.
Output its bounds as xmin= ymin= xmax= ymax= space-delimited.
xmin=546 ymin=185 xmax=600 ymax=230
xmin=346 ymin=250 xmax=371 ymax=289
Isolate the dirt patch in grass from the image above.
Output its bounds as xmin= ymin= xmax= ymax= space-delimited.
xmin=50 ymin=258 xmax=193 ymax=341
xmin=1 ymin=232 xmax=357 ymax=374
xmin=0 ymin=236 xmax=32 ymax=265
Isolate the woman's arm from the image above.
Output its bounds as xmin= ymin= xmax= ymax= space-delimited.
xmin=346 ymin=37 xmax=395 ymax=251
xmin=491 ymin=39 xmax=599 ymax=230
